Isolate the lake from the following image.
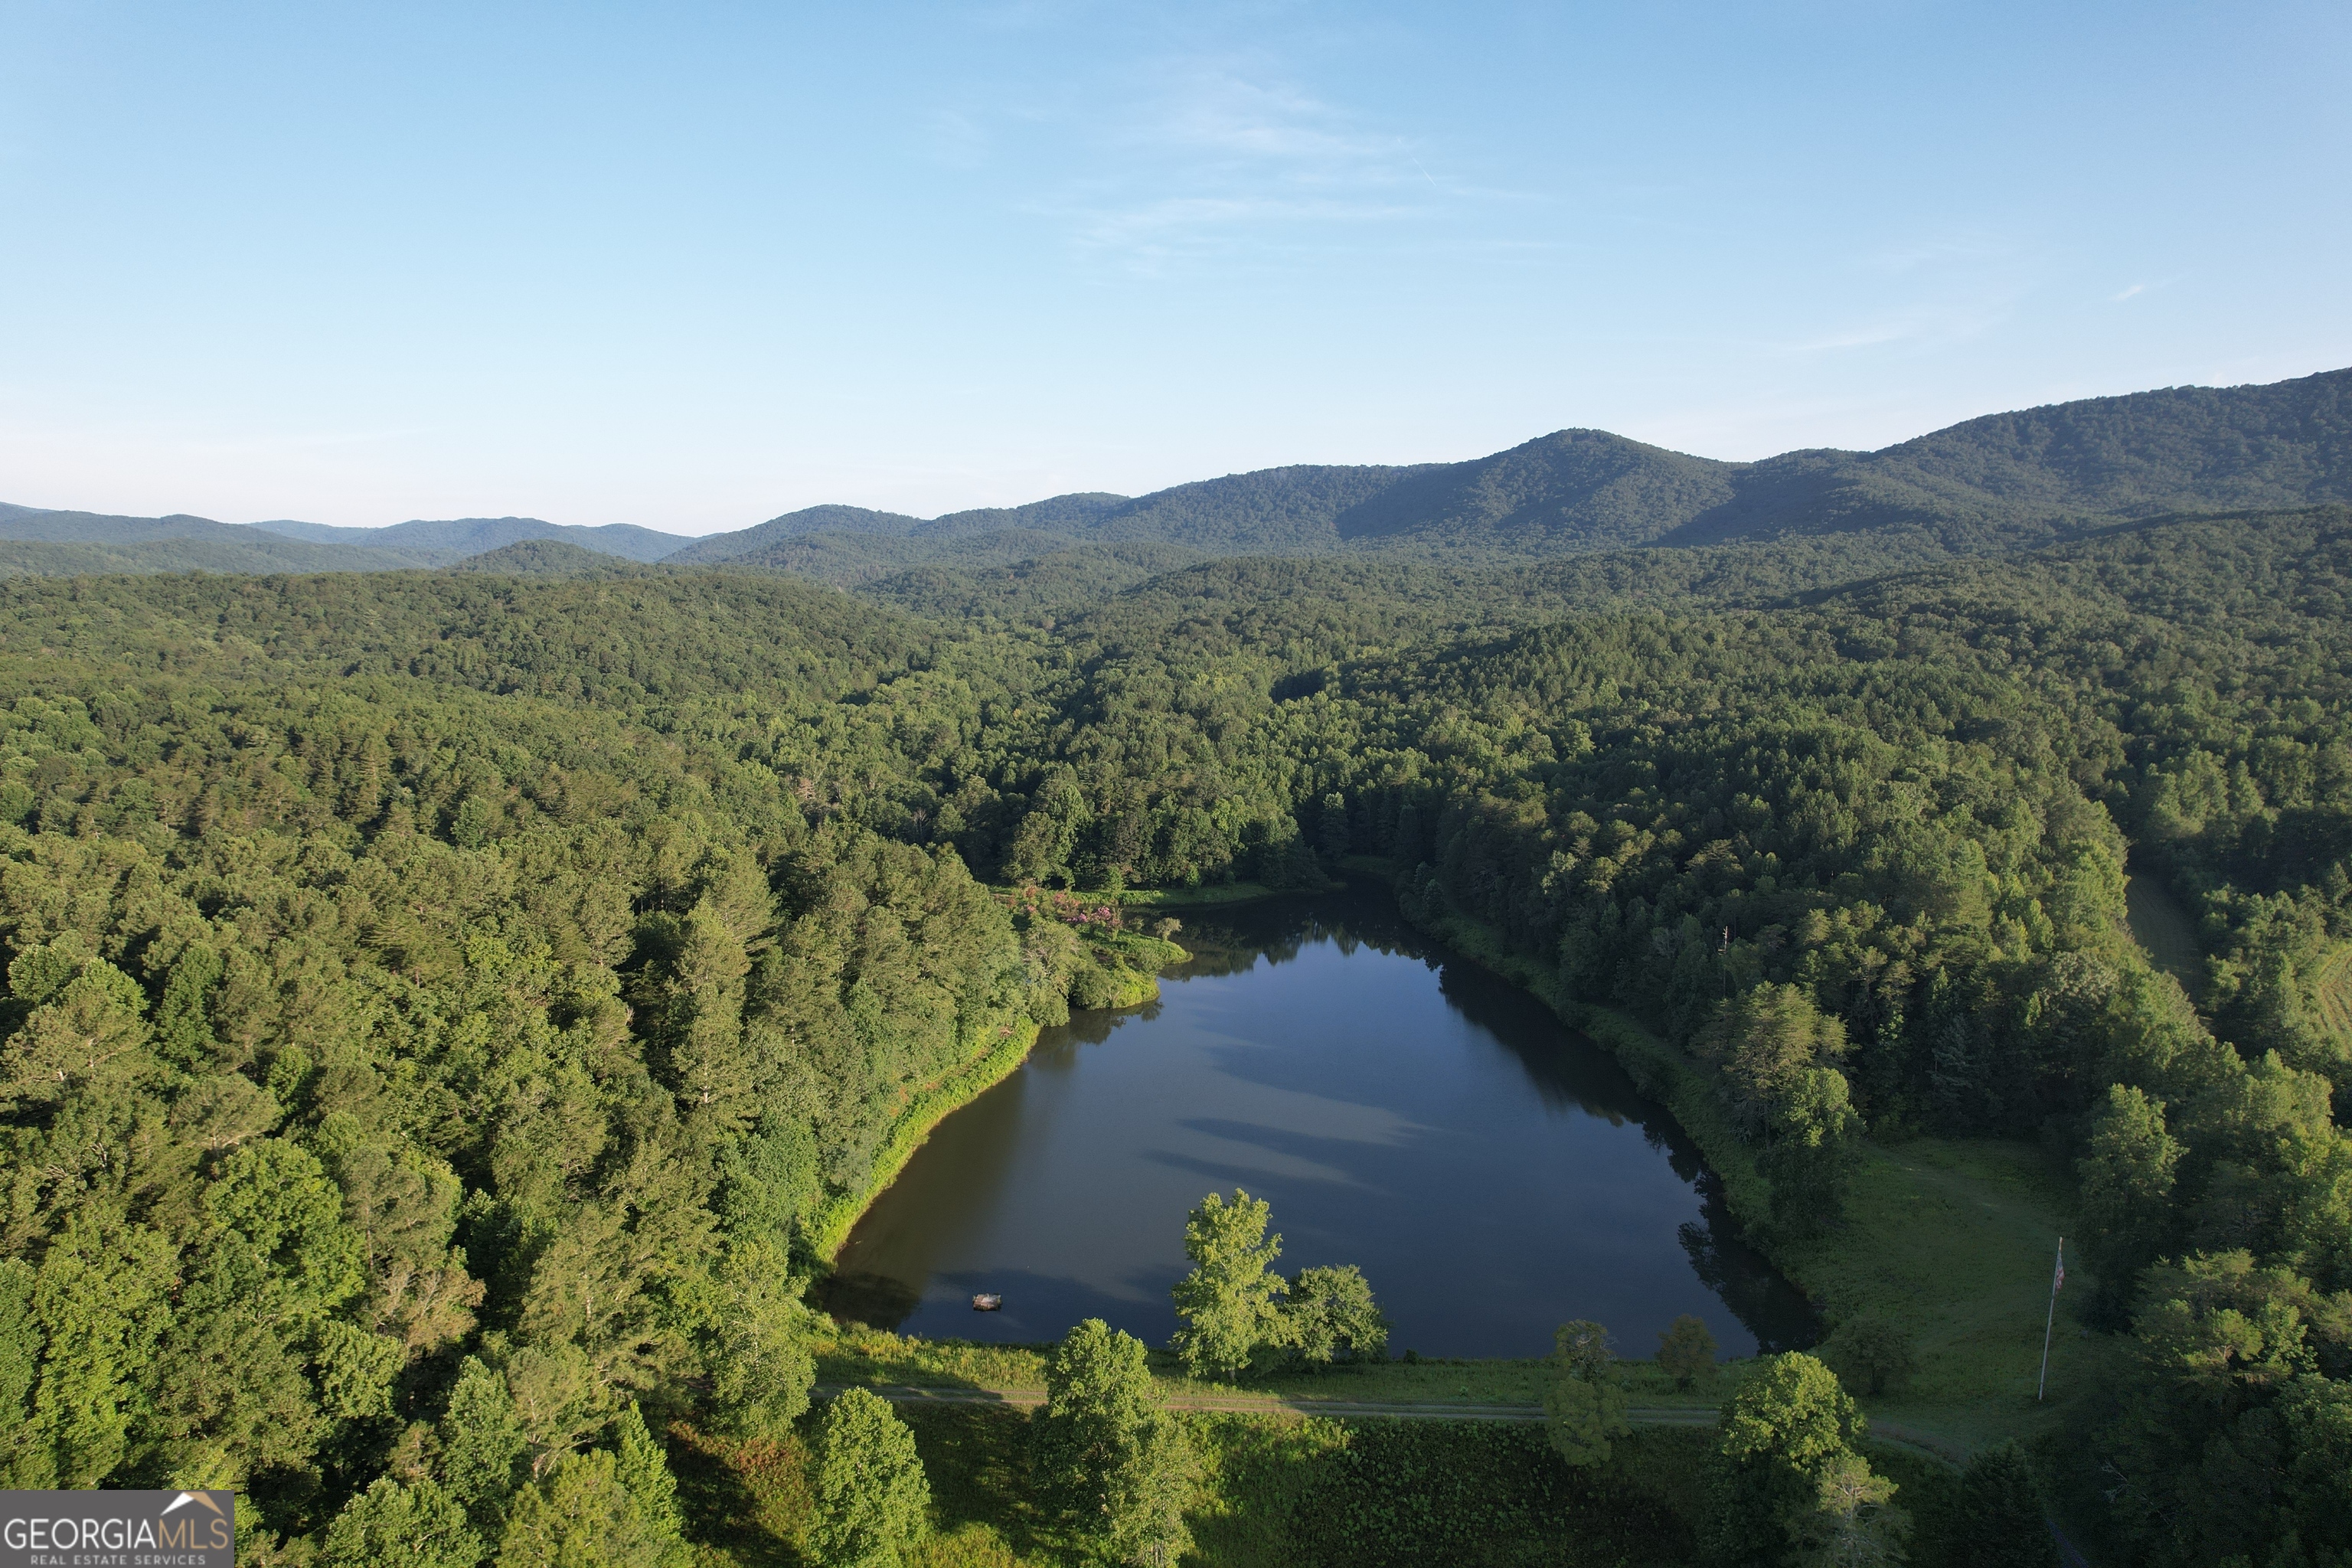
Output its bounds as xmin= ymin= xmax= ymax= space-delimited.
xmin=821 ymin=889 xmax=1816 ymax=1360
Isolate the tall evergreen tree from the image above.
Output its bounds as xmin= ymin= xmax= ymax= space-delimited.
xmin=1952 ymin=1441 xmax=2057 ymax=1568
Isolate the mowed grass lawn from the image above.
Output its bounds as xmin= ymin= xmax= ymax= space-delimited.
xmin=2316 ymin=941 xmax=2352 ymax=1045
xmin=1785 ymin=1135 xmax=2117 ymax=1446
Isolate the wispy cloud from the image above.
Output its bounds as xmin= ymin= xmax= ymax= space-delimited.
xmin=1765 ymin=227 xmax=2038 ymax=358
xmin=1773 ymin=296 xmax=2018 ymax=357
xmin=2112 ymin=283 xmax=2146 ymax=302
xmin=1138 ymin=68 xmax=1410 ymax=172
xmin=985 ymin=55 xmax=1506 ymax=274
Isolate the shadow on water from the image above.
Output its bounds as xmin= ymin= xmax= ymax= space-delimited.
xmin=1679 ymin=1174 xmax=1819 ymax=1353
xmin=1424 ymin=945 xmax=1818 ymax=1352
xmin=816 ymin=1264 xmax=1178 ymax=1344
xmin=810 ymin=1269 xmax=925 ymax=1328
xmin=827 ymin=884 xmax=1818 ymax=1357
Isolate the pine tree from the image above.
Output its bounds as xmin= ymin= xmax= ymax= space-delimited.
xmin=497 ymin=1449 xmax=674 ymax=1568
xmin=612 ymin=1402 xmax=686 ymax=1548
xmin=665 ymin=900 xmax=754 ymax=1126
xmin=439 ymin=1357 xmax=530 ymax=1538
xmin=1952 ymin=1440 xmax=2057 ymax=1568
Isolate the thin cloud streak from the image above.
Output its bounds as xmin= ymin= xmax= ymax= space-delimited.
xmin=994 ymin=54 xmax=1531 ymax=273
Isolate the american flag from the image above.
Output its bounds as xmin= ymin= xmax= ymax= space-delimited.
xmin=2053 ymin=1240 xmax=2065 ymax=1292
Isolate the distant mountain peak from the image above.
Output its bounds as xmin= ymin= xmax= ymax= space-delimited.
xmin=15 ymin=367 xmax=2350 ymax=581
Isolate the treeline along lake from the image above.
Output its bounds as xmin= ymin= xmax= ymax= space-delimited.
xmin=821 ymin=889 xmax=1816 ymax=1358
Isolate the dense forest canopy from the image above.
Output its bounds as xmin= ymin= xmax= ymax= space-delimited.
xmin=1 ymin=466 xmax=2349 ymax=1559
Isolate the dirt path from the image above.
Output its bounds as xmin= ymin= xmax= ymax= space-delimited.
xmin=821 ymin=1380 xmax=1639 ymax=1423
xmin=813 ymin=1383 xmax=1960 ymax=1458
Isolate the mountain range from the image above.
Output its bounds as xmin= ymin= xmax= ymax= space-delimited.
xmin=6 ymin=367 xmax=2347 ymax=580
xmin=251 ymin=514 xmax=690 ymax=562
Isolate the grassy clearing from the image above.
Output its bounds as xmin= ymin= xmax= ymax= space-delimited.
xmin=1785 ymin=1137 xmax=2117 ymax=1448
xmin=2315 ymin=941 xmax=2352 ymax=1046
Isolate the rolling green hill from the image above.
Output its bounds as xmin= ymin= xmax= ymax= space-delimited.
xmin=253 ymin=513 xmax=691 ymax=562
xmin=13 ymin=368 xmax=2347 ymax=583
xmin=443 ymin=537 xmax=661 ymax=577
xmin=665 ymin=367 xmax=2352 ymax=571
xmin=0 ymin=508 xmax=426 ymax=571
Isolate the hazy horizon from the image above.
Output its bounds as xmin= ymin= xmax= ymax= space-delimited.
xmin=12 ymin=360 xmax=2350 ymax=542
xmin=5 ymin=2 xmax=2347 ymax=532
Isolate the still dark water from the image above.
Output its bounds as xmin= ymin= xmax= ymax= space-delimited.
xmin=822 ymin=891 xmax=1815 ymax=1360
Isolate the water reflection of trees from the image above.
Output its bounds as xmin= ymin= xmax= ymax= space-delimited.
xmin=1228 ymin=887 xmax=1821 ymax=1355
xmin=1436 ymin=962 xmax=1651 ymax=1122
xmin=1678 ymin=1174 xmax=1821 ymax=1351
xmin=1436 ymin=958 xmax=1819 ymax=1352
xmin=1174 ymin=889 xmax=1429 ymax=980
xmin=812 ymin=1269 xmax=923 ymax=1330
xmin=1045 ymin=996 xmax=1162 ymax=1050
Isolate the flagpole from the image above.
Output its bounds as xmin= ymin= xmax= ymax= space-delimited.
xmin=2037 ymin=1236 xmax=2064 ymax=1402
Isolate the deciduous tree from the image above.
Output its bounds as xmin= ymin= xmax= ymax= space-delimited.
xmin=1169 ymin=1190 xmax=1289 ymax=1379
xmin=1544 ymin=1319 xmax=1630 ymax=1468
xmin=1657 ymin=1313 xmax=1720 ymax=1393
xmin=808 ymin=1388 xmax=930 ymax=1568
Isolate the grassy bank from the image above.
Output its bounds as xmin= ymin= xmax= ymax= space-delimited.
xmin=806 ymin=1018 xmax=1044 ymax=1260
xmin=1782 ymin=1138 xmax=2116 ymax=1447
xmin=1111 ymin=880 xmax=1284 ymax=909
xmin=805 ymin=929 xmax=1188 ymax=1260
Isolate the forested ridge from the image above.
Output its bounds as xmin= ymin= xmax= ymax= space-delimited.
xmin=11 ymin=366 xmax=2350 ymax=583
xmin=1 ymin=500 xmax=2349 ymax=1563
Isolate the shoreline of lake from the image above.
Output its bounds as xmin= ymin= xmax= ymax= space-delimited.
xmin=816 ymin=880 xmax=1815 ymax=1358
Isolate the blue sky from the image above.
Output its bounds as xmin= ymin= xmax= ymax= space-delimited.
xmin=2 ymin=2 xmax=2346 ymax=534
